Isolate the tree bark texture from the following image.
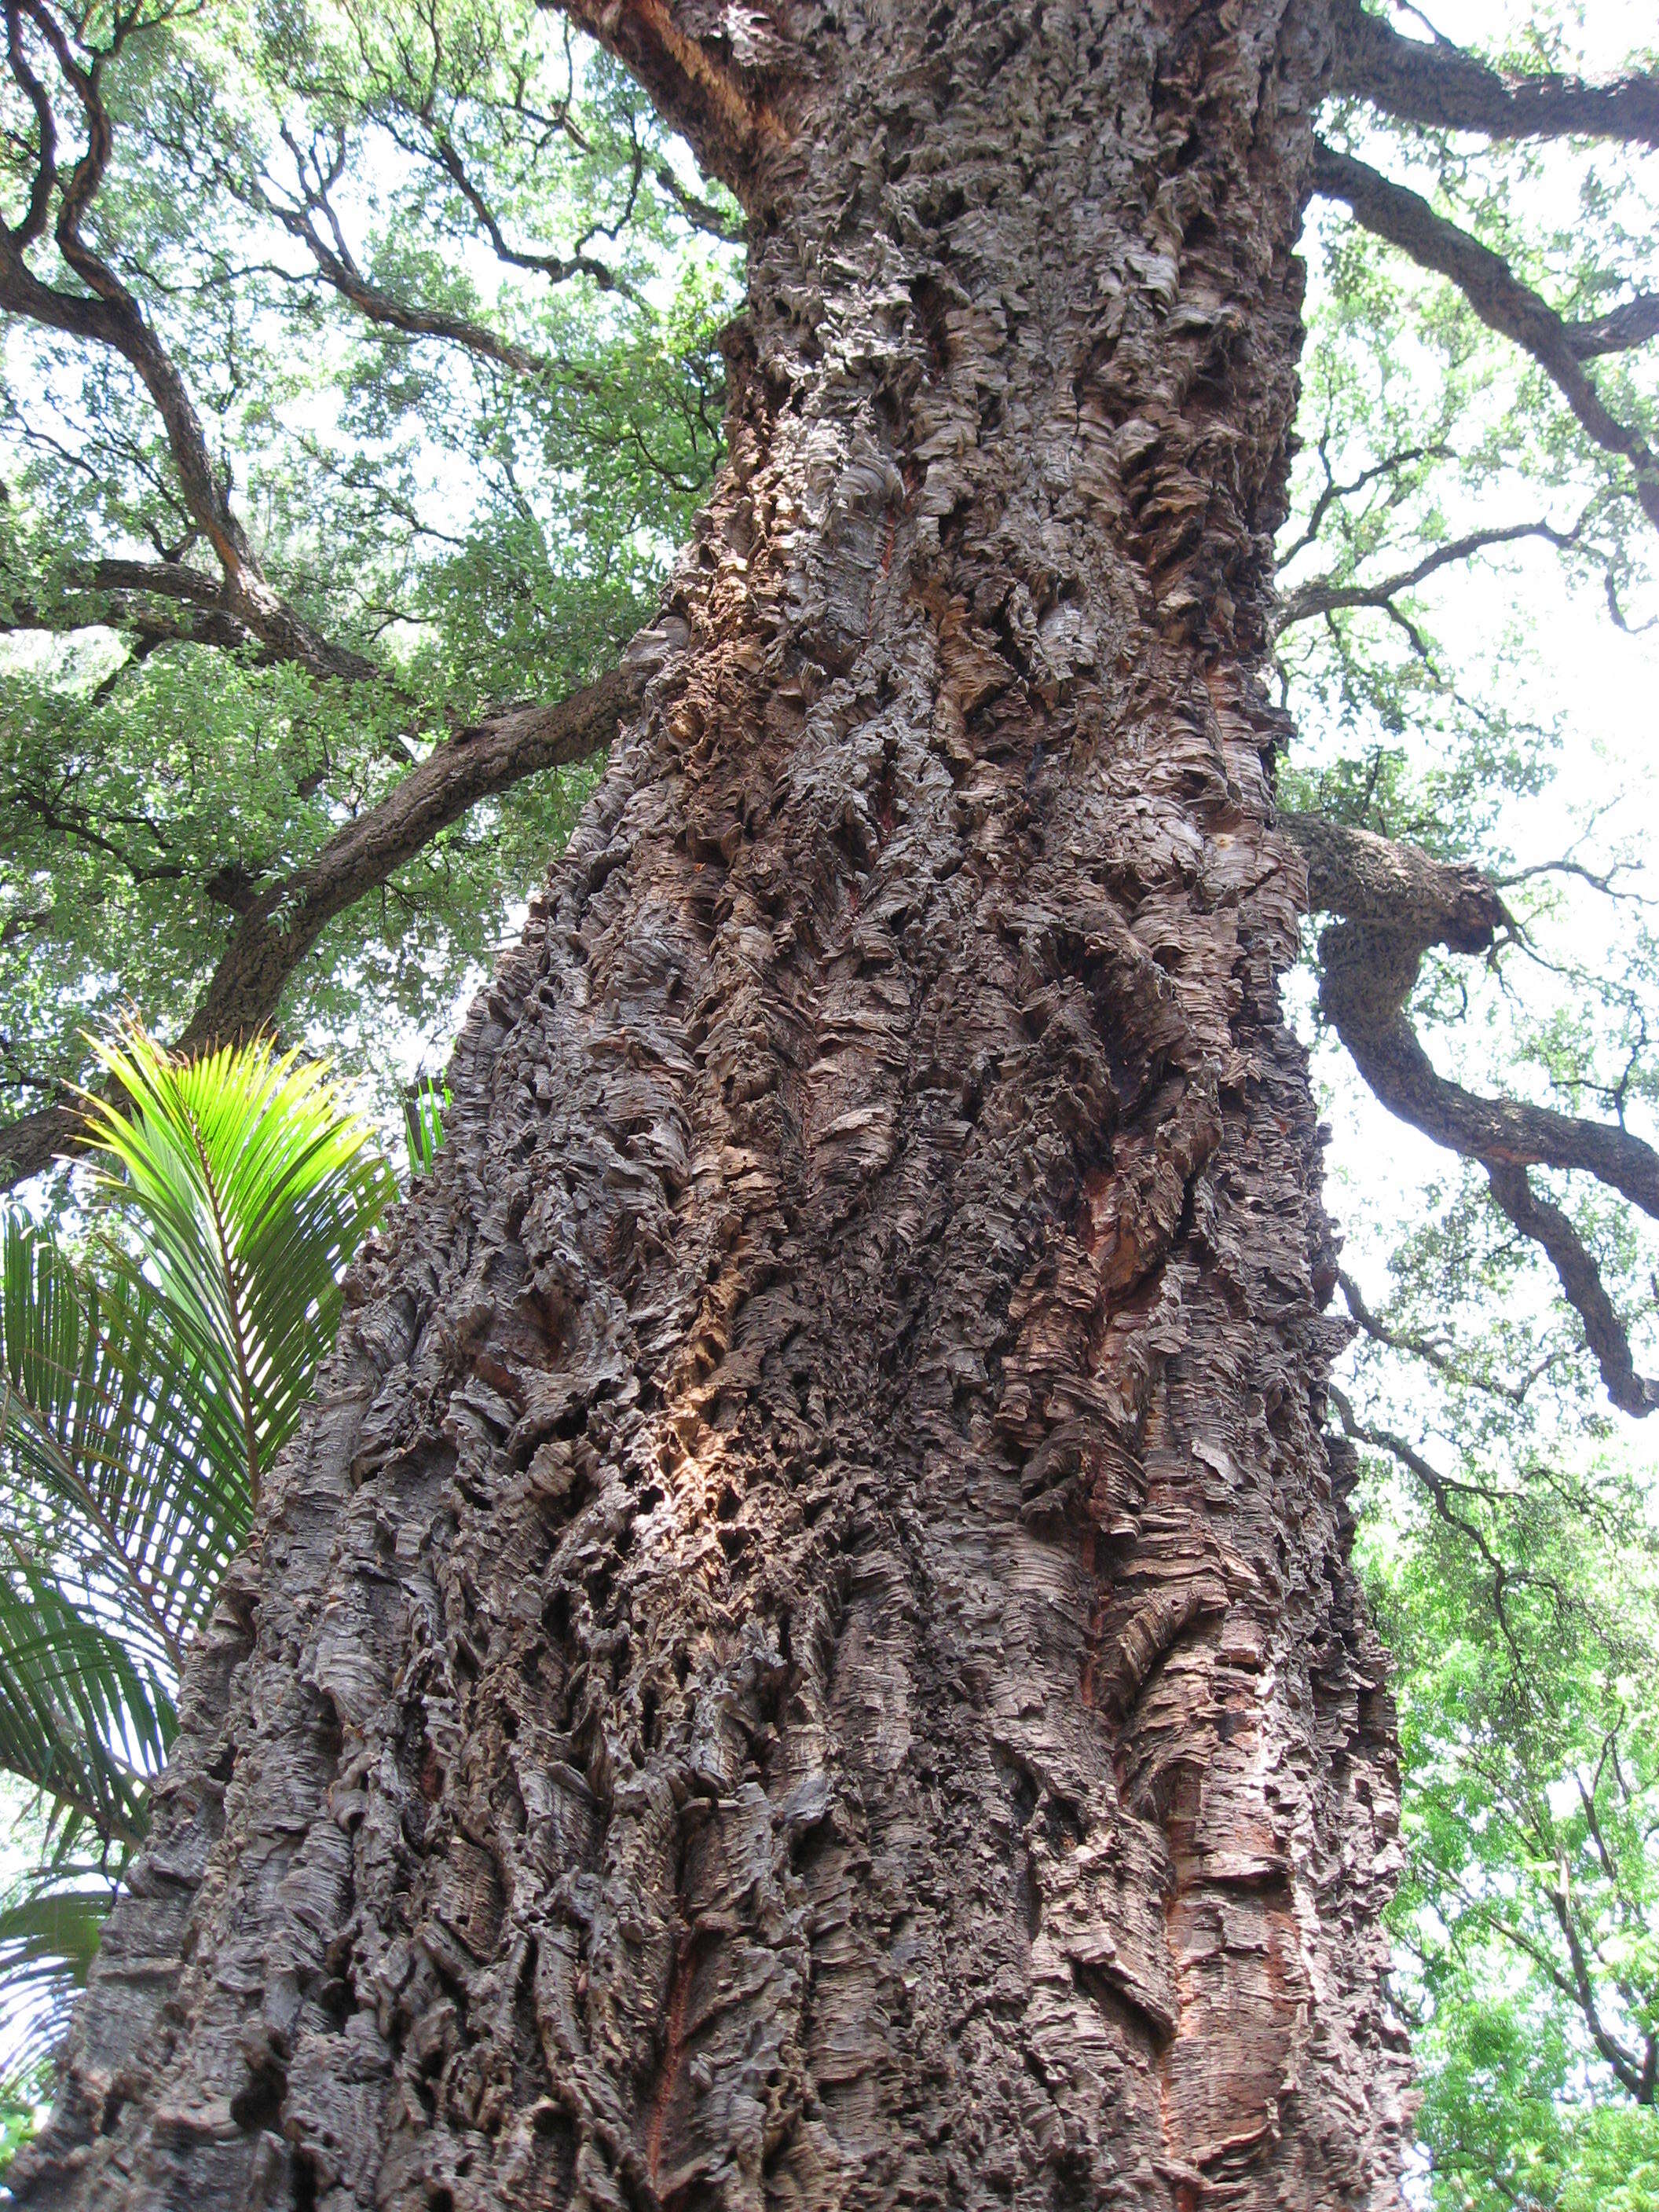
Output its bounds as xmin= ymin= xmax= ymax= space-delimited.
xmin=19 ymin=3 xmax=1411 ymax=2206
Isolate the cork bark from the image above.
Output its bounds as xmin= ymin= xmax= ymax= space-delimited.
xmin=16 ymin=3 xmax=1412 ymax=2206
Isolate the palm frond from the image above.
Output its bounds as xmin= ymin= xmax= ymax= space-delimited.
xmin=0 ymin=1027 xmax=393 ymax=1851
xmin=0 ymin=1026 xmax=395 ymax=2114
xmin=0 ymin=1551 xmax=164 ymax=1851
xmin=0 ymin=1216 xmax=205 ymax=1844
xmin=81 ymin=1025 xmax=396 ymax=1503
xmin=0 ymin=1881 xmax=112 ymax=2099
xmin=1 ymin=1214 xmax=244 ymax=1668
xmin=402 ymin=1076 xmax=449 ymax=1181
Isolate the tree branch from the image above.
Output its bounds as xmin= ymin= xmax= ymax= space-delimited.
xmin=0 ymin=665 xmax=633 ymax=1190
xmin=1329 ymin=1386 xmax=1558 ymax=1668
xmin=1569 ymin=293 xmax=1659 ymax=360
xmin=538 ymin=0 xmax=789 ymax=200
xmin=0 ymin=1 xmax=379 ymax=686
xmin=1486 ymin=1164 xmax=1659 ymax=1415
xmin=1329 ymin=0 xmax=1659 ymax=151
xmin=6 ymin=782 xmax=189 ymax=888
xmin=1338 ymin=1267 xmax=1544 ymax=1404
xmin=1277 ymin=515 xmax=1584 ymax=632
xmin=1441 ymin=1878 xmax=1651 ymax=2101
xmin=648 ymin=154 xmax=744 ymax=243
xmin=1538 ymin=1876 xmax=1653 ymax=2098
xmin=1278 ymin=436 xmax=1452 ymax=568
xmin=375 ymin=114 xmax=643 ymax=302
xmin=259 ymin=127 xmax=618 ymax=378
xmin=0 ymin=589 xmax=258 ymax=661
xmin=1287 ymin=811 xmax=1511 ymax=951
xmin=269 ymin=218 xmax=567 ymax=383
xmin=1288 ymin=812 xmax=1659 ymax=1415
xmin=1311 ymin=141 xmax=1659 ymax=532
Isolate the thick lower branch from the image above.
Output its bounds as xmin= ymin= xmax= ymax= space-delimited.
xmin=1328 ymin=998 xmax=1659 ymax=1221
xmin=1284 ymin=811 xmax=1507 ymax=952
xmin=0 ymin=668 xmax=631 ymax=1189
xmin=2 ymin=562 xmax=268 ymax=660
xmin=1289 ymin=812 xmax=1659 ymax=1415
xmin=1311 ymin=143 xmax=1659 ymax=533
xmin=1329 ymin=0 xmax=1659 ymax=151
xmin=1569 ymin=293 xmax=1659 ymax=359
xmin=1486 ymin=1165 xmax=1659 ymax=1415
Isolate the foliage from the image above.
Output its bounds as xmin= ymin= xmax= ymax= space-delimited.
xmin=0 ymin=0 xmax=738 ymax=1126
xmin=0 ymin=1026 xmax=394 ymax=2109
xmin=79 ymin=1027 xmax=396 ymax=1504
xmin=402 ymin=1075 xmax=449 ymax=1180
xmin=1361 ymin=1434 xmax=1659 ymax=2194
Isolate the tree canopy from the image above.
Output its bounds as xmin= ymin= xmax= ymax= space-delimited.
xmin=0 ymin=0 xmax=741 ymax=1167
xmin=0 ymin=1 xmax=1657 ymax=2203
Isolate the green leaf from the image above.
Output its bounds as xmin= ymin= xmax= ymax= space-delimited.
xmin=80 ymin=1024 xmax=396 ymax=1505
xmin=402 ymin=1076 xmax=449 ymax=1181
xmin=0 ymin=1214 xmax=202 ymax=1844
xmin=0 ymin=1025 xmax=396 ymax=2084
xmin=0 ymin=1877 xmax=112 ymax=2138
xmin=2 ymin=1210 xmax=244 ymax=1668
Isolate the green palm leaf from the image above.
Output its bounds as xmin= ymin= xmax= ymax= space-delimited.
xmin=2 ymin=1215 xmax=241 ymax=1672
xmin=0 ymin=1217 xmax=200 ymax=1837
xmin=80 ymin=1025 xmax=396 ymax=1506
xmin=402 ymin=1076 xmax=449 ymax=1181
xmin=0 ymin=1024 xmax=397 ymax=2130
xmin=0 ymin=1881 xmax=113 ymax=2105
xmin=0 ymin=1555 xmax=163 ymax=1851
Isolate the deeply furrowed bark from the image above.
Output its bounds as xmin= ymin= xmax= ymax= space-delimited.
xmin=18 ymin=5 xmax=1411 ymax=2207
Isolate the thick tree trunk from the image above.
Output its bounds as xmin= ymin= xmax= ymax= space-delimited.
xmin=17 ymin=4 xmax=1411 ymax=2206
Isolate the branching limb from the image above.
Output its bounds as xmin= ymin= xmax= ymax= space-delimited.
xmin=1277 ymin=514 xmax=1584 ymax=632
xmin=6 ymin=782 xmax=189 ymax=888
xmin=1538 ymin=1877 xmax=1657 ymax=2100
xmin=1329 ymin=1386 xmax=1556 ymax=1667
xmin=648 ymin=155 xmax=744 ymax=243
xmin=0 ymin=554 xmax=288 ymax=663
xmin=0 ymin=1 xmax=379 ymax=685
xmin=1328 ymin=0 xmax=1659 ymax=151
xmin=1486 ymin=1165 xmax=1659 ymax=1415
xmin=1569 ymin=294 xmax=1659 ymax=360
xmin=1338 ymin=1268 xmax=1544 ymax=1404
xmin=1310 ymin=142 xmax=1659 ymax=533
xmin=1322 ymin=980 xmax=1659 ymax=1221
xmin=1435 ymin=1877 xmax=1657 ymax=2102
xmin=261 ymin=126 xmax=620 ymax=374
xmin=0 ymin=665 xmax=634 ymax=1191
xmin=1288 ymin=812 xmax=1659 ymax=1415
xmin=1494 ymin=855 xmax=1657 ymax=906
xmin=0 ymin=588 xmax=258 ymax=661
xmin=269 ymin=218 xmax=564 ymax=384
xmin=417 ymin=123 xmax=644 ymax=302
xmin=1281 ymin=435 xmax=1452 ymax=564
